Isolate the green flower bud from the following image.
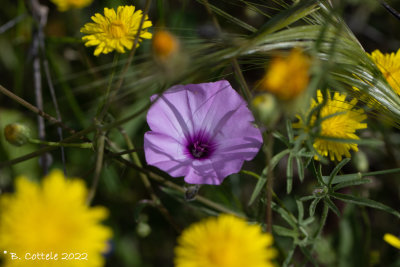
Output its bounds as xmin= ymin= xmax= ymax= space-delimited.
xmin=4 ymin=123 xmax=31 ymax=146
xmin=252 ymin=93 xmax=280 ymax=127
xmin=353 ymin=150 xmax=369 ymax=173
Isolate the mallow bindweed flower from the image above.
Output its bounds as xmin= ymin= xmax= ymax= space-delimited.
xmin=144 ymin=80 xmax=263 ymax=185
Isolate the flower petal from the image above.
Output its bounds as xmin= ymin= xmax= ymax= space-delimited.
xmin=144 ymin=132 xmax=191 ymax=177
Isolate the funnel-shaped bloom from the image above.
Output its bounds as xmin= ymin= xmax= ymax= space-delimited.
xmin=144 ymin=80 xmax=263 ymax=185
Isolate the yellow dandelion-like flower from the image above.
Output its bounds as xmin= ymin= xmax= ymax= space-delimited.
xmin=384 ymin=233 xmax=400 ymax=249
xmin=174 ymin=214 xmax=277 ymax=267
xmin=295 ymin=90 xmax=367 ymax=161
xmin=50 ymin=0 xmax=93 ymax=11
xmin=80 ymin=5 xmax=152 ymax=56
xmin=259 ymin=48 xmax=310 ymax=101
xmin=369 ymin=49 xmax=400 ymax=95
xmin=0 ymin=170 xmax=112 ymax=267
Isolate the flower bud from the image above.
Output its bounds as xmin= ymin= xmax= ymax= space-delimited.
xmin=353 ymin=150 xmax=369 ymax=173
xmin=252 ymin=93 xmax=280 ymax=127
xmin=4 ymin=123 xmax=31 ymax=146
xmin=152 ymin=30 xmax=179 ymax=60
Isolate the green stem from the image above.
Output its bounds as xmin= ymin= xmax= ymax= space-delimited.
xmin=119 ymin=128 xmax=181 ymax=233
xmin=240 ymin=169 xmax=297 ymax=221
xmin=265 ymin=131 xmax=274 ymax=233
xmin=0 ymin=84 xmax=76 ymax=136
xmin=97 ymin=53 xmax=119 ymax=120
xmin=114 ymin=156 xmax=245 ymax=217
xmin=87 ymin=133 xmax=105 ymax=204
xmin=28 ymin=138 xmax=92 ymax=149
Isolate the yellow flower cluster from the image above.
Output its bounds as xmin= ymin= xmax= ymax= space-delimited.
xmin=259 ymin=48 xmax=310 ymax=101
xmin=81 ymin=6 xmax=152 ymax=56
xmin=50 ymin=0 xmax=93 ymax=12
xmin=369 ymin=48 xmax=400 ymax=95
xmin=0 ymin=170 xmax=112 ymax=267
xmin=294 ymin=90 xmax=367 ymax=161
xmin=175 ymin=214 xmax=277 ymax=267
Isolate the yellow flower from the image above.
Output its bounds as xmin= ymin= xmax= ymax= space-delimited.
xmin=0 ymin=170 xmax=112 ymax=267
xmin=80 ymin=6 xmax=152 ymax=56
xmin=259 ymin=48 xmax=310 ymax=101
xmin=369 ymin=49 xmax=400 ymax=95
xmin=384 ymin=233 xmax=400 ymax=249
xmin=50 ymin=0 xmax=93 ymax=11
xmin=152 ymin=30 xmax=179 ymax=60
xmin=174 ymin=214 xmax=277 ymax=267
xmin=294 ymin=90 xmax=367 ymax=161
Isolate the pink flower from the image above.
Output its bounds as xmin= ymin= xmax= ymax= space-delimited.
xmin=144 ymin=80 xmax=263 ymax=185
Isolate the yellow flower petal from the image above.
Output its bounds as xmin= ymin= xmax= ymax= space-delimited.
xmin=384 ymin=233 xmax=400 ymax=249
xmin=175 ymin=214 xmax=277 ymax=267
xmin=369 ymin=48 xmax=400 ymax=95
xmin=80 ymin=5 xmax=152 ymax=56
xmin=50 ymin=0 xmax=93 ymax=11
xmin=259 ymin=48 xmax=310 ymax=101
xmin=0 ymin=170 xmax=112 ymax=267
xmin=294 ymin=90 xmax=367 ymax=162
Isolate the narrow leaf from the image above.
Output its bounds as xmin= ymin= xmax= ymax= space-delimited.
xmin=287 ymin=153 xmax=294 ymax=194
xmin=331 ymin=192 xmax=400 ymax=218
xmin=248 ymin=149 xmax=290 ymax=205
xmin=324 ymin=197 xmax=340 ymax=217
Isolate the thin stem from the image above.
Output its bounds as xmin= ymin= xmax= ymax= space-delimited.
xmin=119 ymin=128 xmax=181 ymax=233
xmin=28 ymin=138 xmax=93 ymax=149
xmin=0 ymin=125 xmax=96 ymax=168
xmin=43 ymin=56 xmax=67 ymax=174
xmin=265 ymin=131 xmax=274 ymax=233
xmin=240 ymin=170 xmax=298 ymax=221
xmin=232 ymin=58 xmax=252 ymax=101
xmin=97 ymin=53 xmax=119 ymax=121
xmin=87 ymin=133 xmax=105 ymax=204
xmin=102 ymin=0 xmax=152 ymax=117
xmin=113 ymin=156 xmax=244 ymax=217
xmin=0 ymin=14 xmax=26 ymax=34
xmin=0 ymin=84 xmax=77 ymax=136
xmin=200 ymin=0 xmax=252 ymax=101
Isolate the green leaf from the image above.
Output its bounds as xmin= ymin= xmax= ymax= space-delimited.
xmin=273 ymin=131 xmax=290 ymax=147
xmin=248 ymin=149 xmax=290 ymax=206
xmin=287 ymin=153 xmax=294 ymax=194
xmin=309 ymin=197 xmax=321 ymax=217
xmin=302 ymin=216 xmax=315 ymax=226
xmin=322 ymin=172 xmax=362 ymax=185
xmin=273 ymin=225 xmax=298 ymax=238
xmin=296 ymin=155 xmax=305 ymax=182
xmin=331 ymin=192 xmax=400 ymax=218
xmin=297 ymin=199 xmax=305 ymax=222
xmin=272 ymin=202 xmax=298 ymax=228
xmin=282 ymin=244 xmax=297 ymax=267
xmin=332 ymin=178 xmax=372 ymax=191
xmin=286 ymin=118 xmax=294 ymax=143
xmin=312 ymin=160 xmax=326 ymax=186
xmin=328 ymin=158 xmax=350 ymax=186
xmin=316 ymin=136 xmax=384 ymax=147
xmin=324 ymin=197 xmax=340 ymax=217
xmin=299 ymin=195 xmax=315 ymax=202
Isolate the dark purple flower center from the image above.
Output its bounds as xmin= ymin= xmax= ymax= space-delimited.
xmin=185 ymin=131 xmax=216 ymax=160
xmin=189 ymin=140 xmax=210 ymax=158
